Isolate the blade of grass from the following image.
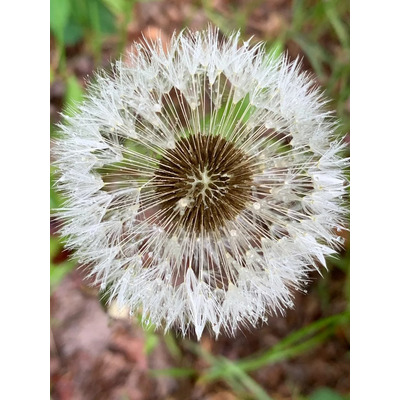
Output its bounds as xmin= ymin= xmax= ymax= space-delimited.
xmin=201 ymin=0 xmax=235 ymax=36
xmin=149 ymin=367 xmax=197 ymax=378
xmin=201 ymin=312 xmax=349 ymax=382
xmin=184 ymin=340 xmax=273 ymax=399
xmin=87 ymin=0 xmax=103 ymax=64
xmin=64 ymin=75 xmax=84 ymax=116
xmin=163 ymin=333 xmax=182 ymax=360
xmin=322 ymin=0 xmax=349 ymax=49
xmin=203 ymin=331 xmax=329 ymax=384
xmin=291 ymin=0 xmax=306 ymax=33
xmin=101 ymin=0 xmax=137 ymax=54
xmin=50 ymin=260 xmax=76 ymax=292
xmin=218 ymin=359 xmax=274 ymax=400
xmin=50 ymin=236 xmax=76 ymax=292
xmin=265 ymin=312 xmax=348 ymax=351
xmin=290 ymin=33 xmax=332 ymax=79
xmin=50 ymin=0 xmax=71 ymax=71
xmin=236 ymin=312 xmax=349 ymax=372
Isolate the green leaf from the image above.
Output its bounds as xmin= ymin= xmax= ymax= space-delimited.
xmin=50 ymin=260 xmax=76 ymax=291
xmin=79 ymin=0 xmax=117 ymax=36
xmin=50 ymin=236 xmax=63 ymax=259
xmin=50 ymin=0 xmax=71 ymax=41
xmin=101 ymin=0 xmax=125 ymax=16
xmin=144 ymin=333 xmax=159 ymax=355
xmin=51 ymin=166 xmax=64 ymax=210
xmin=267 ymin=39 xmax=284 ymax=60
xmin=64 ymin=75 xmax=84 ymax=115
xmin=50 ymin=185 xmax=63 ymax=210
xmin=64 ymin=20 xmax=84 ymax=45
xmin=309 ymin=387 xmax=349 ymax=400
xmin=50 ymin=236 xmax=76 ymax=291
xmin=202 ymin=94 xmax=255 ymax=139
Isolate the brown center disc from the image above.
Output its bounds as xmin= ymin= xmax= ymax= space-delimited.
xmin=153 ymin=133 xmax=256 ymax=234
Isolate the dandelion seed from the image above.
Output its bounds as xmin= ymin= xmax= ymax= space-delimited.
xmin=53 ymin=27 xmax=348 ymax=339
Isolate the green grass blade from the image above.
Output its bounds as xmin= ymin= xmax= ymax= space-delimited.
xmin=291 ymin=33 xmax=331 ymax=79
xmin=163 ymin=333 xmax=182 ymax=360
xmin=202 ymin=312 xmax=349 ymax=382
xmin=64 ymin=75 xmax=84 ymax=116
xmin=323 ymin=1 xmax=349 ymax=49
xmin=236 ymin=312 xmax=349 ymax=372
xmin=219 ymin=359 xmax=274 ymax=400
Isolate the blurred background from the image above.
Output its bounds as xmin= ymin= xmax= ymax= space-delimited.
xmin=50 ymin=0 xmax=350 ymax=399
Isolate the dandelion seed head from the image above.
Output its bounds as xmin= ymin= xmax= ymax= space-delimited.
xmin=54 ymin=27 xmax=348 ymax=339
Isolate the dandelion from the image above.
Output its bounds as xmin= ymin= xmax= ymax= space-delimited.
xmin=53 ymin=27 xmax=348 ymax=339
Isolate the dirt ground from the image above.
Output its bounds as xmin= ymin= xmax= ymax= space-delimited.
xmin=50 ymin=264 xmax=349 ymax=400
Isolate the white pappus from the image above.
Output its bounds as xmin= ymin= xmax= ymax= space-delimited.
xmin=53 ymin=27 xmax=349 ymax=340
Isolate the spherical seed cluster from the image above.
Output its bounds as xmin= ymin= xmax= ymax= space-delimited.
xmin=54 ymin=28 xmax=348 ymax=339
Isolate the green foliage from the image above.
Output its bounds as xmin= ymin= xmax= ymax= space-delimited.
xmin=309 ymin=387 xmax=349 ymax=400
xmin=69 ymin=0 xmax=116 ymax=38
xmin=144 ymin=332 xmax=159 ymax=355
xmin=163 ymin=333 xmax=182 ymax=360
xmin=50 ymin=0 xmax=71 ymax=44
xmin=64 ymin=75 xmax=84 ymax=115
xmin=136 ymin=315 xmax=160 ymax=355
xmin=289 ymin=0 xmax=350 ymax=134
xmin=197 ymin=94 xmax=254 ymax=139
xmin=51 ymin=0 xmax=117 ymax=67
xmin=199 ymin=312 xmax=348 ymax=380
xmin=50 ymin=236 xmax=76 ymax=292
xmin=266 ymin=40 xmax=285 ymax=60
xmin=236 ymin=312 xmax=349 ymax=372
xmin=174 ymin=312 xmax=349 ymax=399
xmin=201 ymin=0 xmax=265 ymax=35
xmin=50 ymin=166 xmax=63 ymax=210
